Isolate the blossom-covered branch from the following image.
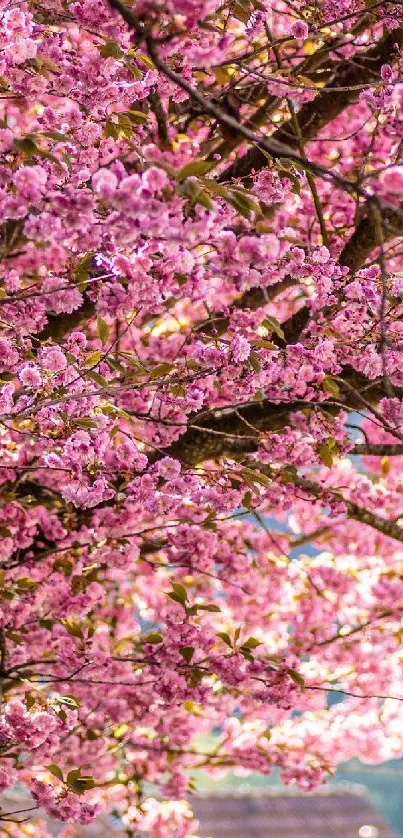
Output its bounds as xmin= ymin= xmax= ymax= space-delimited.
xmin=1 ymin=0 xmax=403 ymax=835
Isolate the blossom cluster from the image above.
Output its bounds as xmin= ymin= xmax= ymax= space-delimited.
xmin=0 ymin=0 xmax=403 ymax=835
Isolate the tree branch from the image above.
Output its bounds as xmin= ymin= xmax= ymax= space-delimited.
xmin=208 ymin=12 xmax=372 ymax=163
xmin=289 ymin=472 xmax=403 ymax=545
xmin=339 ymin=201 xmax=403 ymax=273
xmin=219 ymin=28 xmax=403 ymax=183
xmin=107 ymin=0 xmax=377 ymax=196
xmin=148 ymin=363 xmax=403 ymax=467
xmin=352 ymin=443 xmax=403 ymax=456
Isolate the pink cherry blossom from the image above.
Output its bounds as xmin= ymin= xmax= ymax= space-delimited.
xmin=0 ymin=0 xmax=402 ymax=832
xmin=290 ymin=20 xmax=309 ymax=40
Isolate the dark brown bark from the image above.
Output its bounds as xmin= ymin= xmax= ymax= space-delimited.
xmin=36 ymin=298 xmax=95 ymax=344
xmin=339 ymin=203 xmax=403 ymax=273
xmin=149 ymin=368 xmax=403 ymax=467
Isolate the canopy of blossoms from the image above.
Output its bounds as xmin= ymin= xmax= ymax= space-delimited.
xmin=0 ymin=0 xmax=403 ymax=834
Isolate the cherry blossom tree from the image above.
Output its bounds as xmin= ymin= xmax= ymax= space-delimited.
xmin=0 ymin=0 xmax=403 ymax=834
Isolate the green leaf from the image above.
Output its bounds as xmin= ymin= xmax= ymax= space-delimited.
xmin=99 ymin=39 xmax=123 ymax=58
xmin=241 ymin=649 xmax=254 ymax=662
xmin=71 ymin=565 xmax=99 ymax=594
xmin=39 ymin=617 xmax=56 ymax=630
xmin=41 ymin=130 xmax=70 ymax=142
xmin=61 ymin=618 xmax=84 ymax=639
xmin=54 ymin=557 xmax=74 ymax=577
xmin=16 ymin=577 xmax=36 ymax=590
xmin=228 ymin=190 xmax=254 ymax=218
xmin=143 ymin=632 xmax=163 ymax=644
xmin=66 ymin=768 xmax=82 ymax=787
xmin=179 ymin=646 xmax=195 ymax=663
xmin=217 ymin=631 xmax=232 ymax=647
xmin=193 ymin=189 xmax=215 ymax=211
xmin=231 ymin=0 xmax=251 ymax=23
xmin=287 ymin=668 xmax=305 ymax=687
xmin=243 ymin=637 xmax=262 ymax=649
xmin=249 ymin=351 xmax=261 ymax=372
xmin=197 ymin=603 xmax=221 ymax=612
xmin=127 ymin=49 xmax=155 ymax=70
xmin=197 ymin=178 xmax=232 ymax=200
xmin=185 ymin=605 xmax=198 ymax=616
xmin=187 ymin=667 xmax=205 ymax=688
xmin=58 ymin=694 xmax=81 ymax=708
xmin=149 ymin=362 xmax=174 ymax=379
xmin=14 ymin=137 xmax=38 ymax=157
xmin=242 ymin=490 xmax=253 ymax=509
xmin=171 ymin=582 xmax=188 ymax=602
xmin=243 ymin=636 xmax=262 ymax=649
xmin=66 ymin=768 xmax=95 ymax=794
xmin=125 ymin=63 xmax=143 ymax=80
xmin=127 ymin=109 xmax=149 ymax=125
xmin=167 ymin=591 xmax=187 ymax=608
xmin=278 ymin=157 xmax=296 ymax=171
xmin=62 ymin=150 xmax=72 ymax=173
xmin=88 ymin=370 xmax=109 ymax=387
xmin=241 ymin=467 xmax=271 ymax=489
xmin=97 ymin=317 xmax=109 ymax=345
xmin=101 ymin=402 xmax=117 ymax=416
xmin=0 ymin=526 xmax=12 ymax=537
xmin=47 ymin=764 xmax=64 ymax=782
xmin=106 ymin=357 xmax=126 ymax=374
xmin=104 ymin=120 xmax=120 ymax=140
xmin=230 ymin=188 xmax=262 ymax=217
xmin=262 ymin=316 xmax=285 ymax=341
xmin=74 ymin=418 xmax=99 ymax=429
xmin=252 ymin=339 xmax=276 ymax=350
xmin=25 ymin=692 xmax=37 ymax=710
xmin=4 ymin=629 xmax=23 ymax=645
xmin=323 ymin=375 xmax=340 ymax=398
xmin=83 ymin=351 xmax=102 ymax=368
xmin=317 ymin=442 xmax=333 ymax=468
xmin=177 ymin=160 xmax=215 ymax=181
xmin=171 ymin=383 xmax=186 ymax=397
xmin=72 ymin=252 xmax=95 ymax=289
xmin=279 ymin=467 xmax=297 ymax=486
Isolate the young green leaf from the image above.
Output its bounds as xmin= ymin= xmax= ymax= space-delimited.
xmin=97 ymin=317 xmax=109 ymax=345
xmin=47 ymin=764 xmax=64 ymax=782
xmin=177 ymin=160 xmax=214 ymax=181
xmin=179 ymin=646 xmax=195 ymax=663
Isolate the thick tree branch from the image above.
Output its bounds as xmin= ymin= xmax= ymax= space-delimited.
xmin=245 ymin=463 xmax=403 ymax=546
xmin=269 ymin=199 xmax=403 ymax=348
xmin=339 ymin=201 xmax=403 ymax=273
xmin=107 ymin=0 xmax=376 ymax=196
xmin=149 ymin=365 xmax=403 ymax=467
xmin=208 ymin=12 xmax=372 ymax=162
xmin=41 ymin=17 xmax=401 ymax=356
xmin=289 ymin=472 xmax=403 ymax=545
xmin=352 ymin=443 xmax=403 ymax=456
xmin=153 ymin=400 xmax=306 ymax=466
xmin=219 ymin=28 xmax=403 ymax=183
